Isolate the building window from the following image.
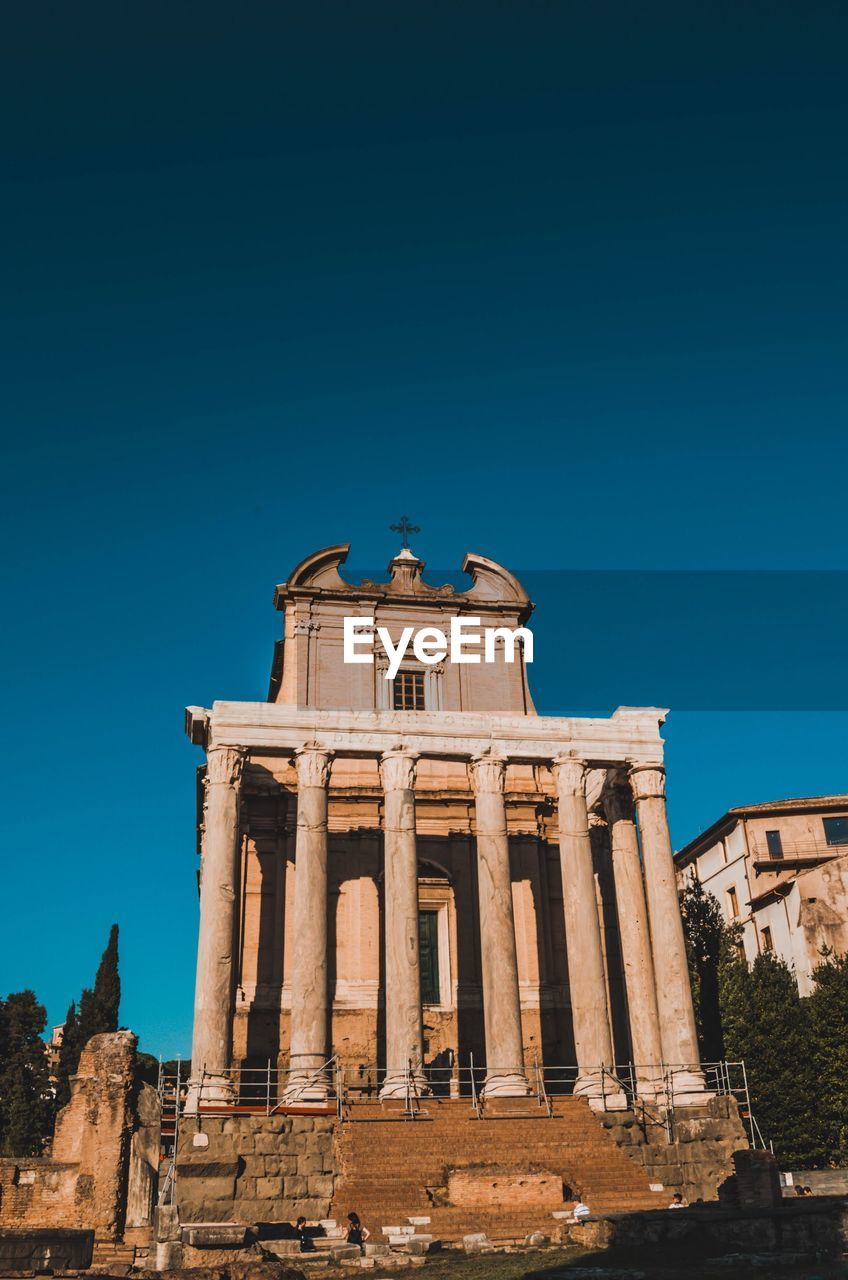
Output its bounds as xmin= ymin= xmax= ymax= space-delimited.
xmin=419 ymin=910 xmax=440 ymax=1005
xmin=393 ymin=669 xmax=425 ymax=711
xmin=727 ymin=885 xmax=740 ymax=918
xmin=760 ymin=925 xmax=773 ymax=952
xmin=823 ymin=817 xmax=848 ymax=847
xmin=765 ymin=830 xmax=783 ymax=858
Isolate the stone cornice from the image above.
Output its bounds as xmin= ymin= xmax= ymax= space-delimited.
xmin=186 ymin=702 xmax=667 ymax=767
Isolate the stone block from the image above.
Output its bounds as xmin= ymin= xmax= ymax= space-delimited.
xmin=184 ymin=1225 xmax=248 ymax=1248
xmin=263 ymin=1239 xmax=301 ymax=1257
xmin=298 ymin=1153 xmax=325 ymax=1176
xmin=407 ymin=1235 xmax=440 ymax=1255
xmin=284 ymin=1174 xmax=309 ymax=1198
xmin=364 ymin=1242 xmax=390 ymax=1257
xmin=154 ymin=1240 xmax=183 ymax=1270
xmin=291 ymin=1118 xmax=315 ymax=1134
xmin=463 ymin=1232 xmax=493 ymax=1253
xmin=307 ymin=1174 xmax=335 ymax=1199
xmin=254 ymin=1134 xmax=281 ymax=1155
xmin=255 ymin=1175 xmax=284 ymax=1198
xmin=523 ymin=1232 xmax=548 ymax=1247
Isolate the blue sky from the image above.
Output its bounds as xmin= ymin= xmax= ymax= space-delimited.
xmin=1 ymin=3 xmax=846 ymax=1057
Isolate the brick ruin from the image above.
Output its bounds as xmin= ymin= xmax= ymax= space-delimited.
xmin=0 ymin=1032 xmax=158 ymax=1267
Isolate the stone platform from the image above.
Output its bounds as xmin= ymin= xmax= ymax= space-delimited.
xmin=166 ymin=1092 xmax=747 ymax=1263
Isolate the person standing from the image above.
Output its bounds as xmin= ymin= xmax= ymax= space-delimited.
xmin=346 ymin=1212 xmax=370 ymax=1251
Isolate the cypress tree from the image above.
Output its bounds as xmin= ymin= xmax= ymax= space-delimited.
xmin=809 ymin=951 xmax=848 ymax=1166
xmin=54 ymin=925 xmax=121 ymax=1114
xmin=54 ymin=1000 xmax=81 ymax=1111
xmin=92 ymin=924 xmax=120 ymax=1032
xmin=0 ymin=991 xmax=52 ymax=1156
xmin=680 ymin=876 xmax=727 ymax=1061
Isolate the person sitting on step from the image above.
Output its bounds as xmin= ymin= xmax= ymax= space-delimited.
xmin=296 ymin=1216 xmax=315 ymax=1252
xmin=572 ymin=1193 xmax=591 ymax=1221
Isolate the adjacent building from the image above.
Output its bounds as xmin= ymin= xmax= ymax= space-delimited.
xmin=675 ymin=796 xmax=848 ymax=994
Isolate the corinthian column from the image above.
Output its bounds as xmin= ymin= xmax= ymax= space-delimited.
xmin=630 ymin=763 xmax=706 ymax=1102
xmin=470 ymin=752 xmax=530 ymax=1098
xmin=604 ymin=783 xmax=663 ymax=1097
xmin=553 ymin=756 xmax=624 ymax=1109
xmin=379 ymin=749 xmax=428 ymax=1099
xmin=285 ymin=745 xmax=333 ymax=1103
xmin=187 ymin=743 xmax=246 ymax=1111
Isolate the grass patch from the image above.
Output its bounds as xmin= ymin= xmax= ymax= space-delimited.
xmin=362 ymin=1242 xmax=848 ymax=1280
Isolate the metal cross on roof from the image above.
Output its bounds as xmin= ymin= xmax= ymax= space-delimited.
xmin=389 ymin=515 xmax=420 ymax=549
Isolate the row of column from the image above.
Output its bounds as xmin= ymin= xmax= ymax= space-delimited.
xmin=187 ymin=745 xmax=705 ymax=1110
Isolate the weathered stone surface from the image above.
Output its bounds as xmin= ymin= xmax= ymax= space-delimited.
xmin=0 ymin=1033 xmax=138 ymax=1241
xmin=448 ymin=1166 xmax=563 ymax=1208
xmin=184 ymin=1225 xmax=249 ymax=1248
xmin=463 ymin=1232 xmax=494 ymax=1253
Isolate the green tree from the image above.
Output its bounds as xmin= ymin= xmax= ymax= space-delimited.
xmin=92 ymin=924 xmax=120 ymax=1032
xmin=0 ymin=991 xmax=52 ymax=1156
xmin=54 ymin=925 xmax=121 ymax=1113
xmin=720 ymin=950 xmax=820 ymax=1167
xmin=54 ymin=1000 xmax=82 ymax=1111
xmin=808 ymin=951 xmax=848 ymax=1166
xmin=680 ymin=875 xmax=728 ymax=1061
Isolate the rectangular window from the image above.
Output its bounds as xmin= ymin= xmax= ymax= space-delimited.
xmin=727 ymin=885 xmax=739 ymax=918
xmin=823 ymin=817 xmax=848 ymax=846
xmin=761 ymin=925 xmax=773 ymax=952
xmin=393 ymin=669 xmax=425 ymax=711
xmin=418 ymin=910 xmax=440 ymax=1005
xmin=765 ymin=830 xmax=783 ymax=858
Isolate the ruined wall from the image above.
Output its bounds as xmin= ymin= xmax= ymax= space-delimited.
xmin=0 ymin=1031 xmax=154 ymax=1247
xmin=176 ymin=1114 xmax=337 ymax=1226
xmin=600 ymin=1095 xmax=748 ymax=1203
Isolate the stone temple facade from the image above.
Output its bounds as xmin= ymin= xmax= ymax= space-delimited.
xmin=185 ymin=543 xmax=708 ymax=1110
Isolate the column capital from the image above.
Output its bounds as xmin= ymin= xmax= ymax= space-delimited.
xmin=629 ymin=762 xmax=666 ymax=801
xmin=379 ymin=748 xmax=418 ymax=792
xmin=469 ymin=751 xmax=507 ymax=794
xmin=552 ymin=754 xmax=587 ymax=796
xmin=294 ymin=743 xmax=334 ymax=789
xmin=604 ymin=783 xmax=636 ymax=826
xmin=205 ymin=744 xmax=246 ymax=788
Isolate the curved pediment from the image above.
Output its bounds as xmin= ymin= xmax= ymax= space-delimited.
xmin=461 ymin=552 xmax=531 ymax=608
xmin=283 ymin=544 xmax=352 ymax=590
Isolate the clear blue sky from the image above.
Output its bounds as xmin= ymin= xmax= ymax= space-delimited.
xmin=1 ymin=3 xmax=846 ymax=1058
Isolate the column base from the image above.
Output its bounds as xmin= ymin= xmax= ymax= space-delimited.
xmin=666 ymin=1066 xmax=712 ymax=1107
xmin=573 ymin=1069 xmax=628 ymax=1112
xmin=379 ymin=1071 xmax=431 ymax=1102
xmin=282 ymin=1075 xmax=330 ymax=1106
xmin=283 ymin=1055 xmax=331 ymax=1106
xmin=481 ymin=1070 xmax=531 ymax=1099
xmin=183 ymin=1073 xmax=235 ymax=1114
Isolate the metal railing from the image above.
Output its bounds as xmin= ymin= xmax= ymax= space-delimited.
xmin=157 ymin=1056 xmax=764 ymax=1149
xmin=751 ymin=837 xmax=846 ymax=861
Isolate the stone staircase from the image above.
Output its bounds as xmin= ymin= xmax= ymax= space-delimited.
xmin=331 ymin=1095 xmax=665 ymax=1243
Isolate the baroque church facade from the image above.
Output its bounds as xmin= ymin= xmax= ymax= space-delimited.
xmin=185 ymin=543 xmax=706 ymax=1107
